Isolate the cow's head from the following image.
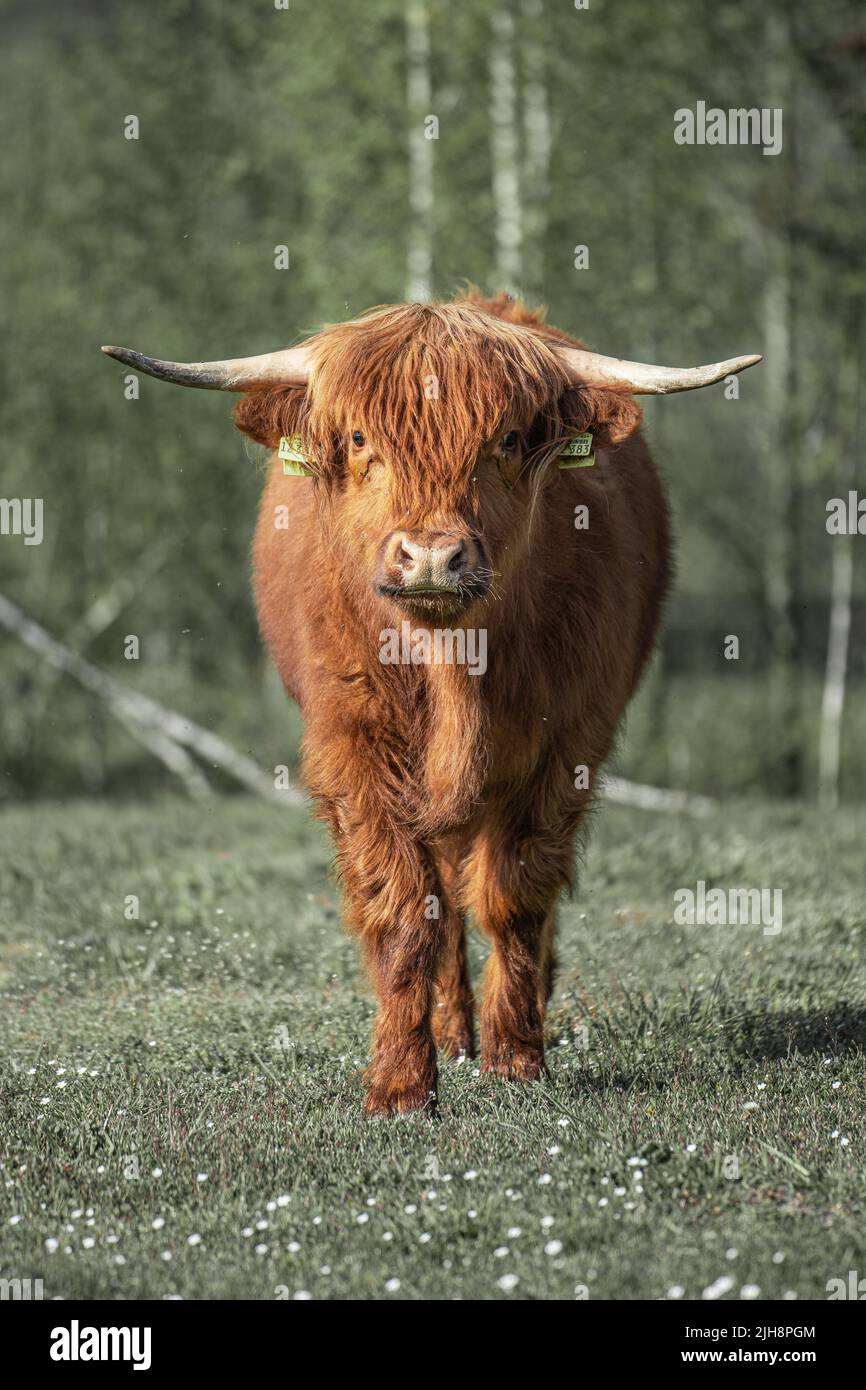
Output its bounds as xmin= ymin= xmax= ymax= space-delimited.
xmin=103 ymin=299 xmax=760 ymax=622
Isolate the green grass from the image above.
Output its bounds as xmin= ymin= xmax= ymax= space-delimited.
xmin=0 ymin=795 xmax=864 ymax=1301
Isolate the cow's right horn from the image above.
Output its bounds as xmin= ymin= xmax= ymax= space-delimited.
xmin=553 ymin=345 xmax=762 ymax=395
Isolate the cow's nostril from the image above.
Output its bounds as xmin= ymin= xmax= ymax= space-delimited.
xmin=446 ymin=542 xmax=465 ymax=572
xmin=398 ymin=543 xmax=416 ymax=569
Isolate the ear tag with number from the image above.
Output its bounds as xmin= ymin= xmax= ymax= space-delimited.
xmin=558 ymin=432 xmax=595 ymax=468
xmin=279 ymin=435 xmax=316 ymax=476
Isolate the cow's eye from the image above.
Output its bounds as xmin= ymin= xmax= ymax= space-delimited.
xmin=351 ymin=430 xmax=365 ymax=448
xmin=501 ymin=431 xmax=520 ymax=450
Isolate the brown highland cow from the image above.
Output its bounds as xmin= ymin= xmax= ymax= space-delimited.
xmin=103 ymin=290 xmax=760 ymax=1115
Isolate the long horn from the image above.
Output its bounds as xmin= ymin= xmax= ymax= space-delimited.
xmin=100 ymin=344 xmax=312 ymax=391
xmin=553 ymin=345 xmax=762 ymax=395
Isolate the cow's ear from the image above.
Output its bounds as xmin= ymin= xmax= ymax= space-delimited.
xmin=234 ymin=386 xmax=307 ymax=448
xmin=562 ymin=386 xmax=642 ymax=448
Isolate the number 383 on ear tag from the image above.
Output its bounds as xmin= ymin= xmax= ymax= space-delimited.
xmin=278 ymin=435 xmax=316 ymax=476
xmin=558 ymin=432 xmax=595 ymax=468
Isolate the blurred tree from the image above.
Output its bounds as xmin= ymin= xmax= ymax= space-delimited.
xmin=0 ymin=0 xmax=863 ymax=801
xmin=406 ymin=0 xmax=434 ymax=299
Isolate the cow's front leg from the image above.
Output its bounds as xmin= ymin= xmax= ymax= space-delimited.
xmin=479 ymin=907 xmax=549 ymax=1080
xmin=464 ymin=822 xmax=572 ymax=1082
xmin=336 ymin=824 xmax=444 ymax=1115
xmin=430 ymin=836 xmax=475 ymax=1058
xmin=361 ymin=913 xmax=443 ymax=1116
xmin=431 ymin=908 xmax=475 ymax=1058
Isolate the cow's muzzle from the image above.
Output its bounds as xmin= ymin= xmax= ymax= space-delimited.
xmin=375 ymin=530 xmax=488 ymax=612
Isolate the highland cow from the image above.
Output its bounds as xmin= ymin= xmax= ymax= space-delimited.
xmin=103 ymin=290 xmax=760 ymax=1114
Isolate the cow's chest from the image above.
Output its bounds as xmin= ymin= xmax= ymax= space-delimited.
xmin=485 ymin=712 xmax=547 ymax=790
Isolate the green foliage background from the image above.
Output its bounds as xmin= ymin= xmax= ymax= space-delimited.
xmin=0 ymin=0 xmax=863 ymax=801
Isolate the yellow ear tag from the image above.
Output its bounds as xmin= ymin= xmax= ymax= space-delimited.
xmin=279 ymin=435 xmax=315 ymax=476
xmin=559 ymin=432 xmax=595 ymax=468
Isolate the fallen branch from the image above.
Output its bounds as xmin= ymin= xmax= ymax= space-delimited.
xmin=0 ymin=591 xmax=302 ymax=805
xmin=2 ymin=592 xmax=712 ymax=816
xmin=24 ymin=541 xmax=173 ymax=731
xmin=112 ymin=704 xmax=215 ymax=800
xmin=601 ymin=774 xmax=716 ymax=818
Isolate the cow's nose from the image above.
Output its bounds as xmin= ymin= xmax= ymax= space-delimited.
xmin=399 ymin=534 xmax=465 ymax=574
xmin=390 ymin=532 xmax=467 ymax=589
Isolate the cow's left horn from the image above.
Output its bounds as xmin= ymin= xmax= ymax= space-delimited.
xmin=100 ymin=344 xmax=312 ymax=390
xmin=553 ymin=345 xmax=762 ymax=395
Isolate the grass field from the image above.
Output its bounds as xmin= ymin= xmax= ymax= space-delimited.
xmin=0 ymin=795 xmax=863 ymax=1302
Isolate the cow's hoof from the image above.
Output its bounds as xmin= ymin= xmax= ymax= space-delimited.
xmin=364 ymin=1078 xmax=437 ymax=1118
xmin=432 ymin=1013 xmax=476 ymax=1061
xmin=481 ymin=1043 xmax=545 ymax=1082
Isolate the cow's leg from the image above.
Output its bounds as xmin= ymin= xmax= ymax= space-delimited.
xmin=361 ymin=916 xmax=443 ymax=1116
xmin=539 ymin=906 xmax=558 ymax=1011
xmin=463 ymin=814 xmax=574 ymax=1081
xmin=306 ymin=715 xmax=447 ymax=1115
xmin=430 ymin=838 xmax=475 ymax=1058
xmin=431 ymin=908 xmax=474 ymax=1058
xmin=479 ymin=906 xmax=551 ymax=1080
xmin=328 ymin=815 xmax=444 ymax=1116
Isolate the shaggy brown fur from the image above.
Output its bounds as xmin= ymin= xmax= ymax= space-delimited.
xmin=237 ymin=289 xmax=670 ymax=1115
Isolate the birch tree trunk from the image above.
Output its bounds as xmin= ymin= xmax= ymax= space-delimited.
xmin=818 ymin=328 xmax=861 ymax=808
xmin=762 ymin=11 xmax=804 ymax=797
xmin=644 ymin=153 xmax=674 ymax=784
xmin=519 ymin=0 xmax=550 ymax=299
xmin=489 ymin=0 xmax=522 ymax=293
xmin=818 ymin=528 xmax=853 ymax=809
xmin=405 ymin=0 xmax=434 ymax=301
